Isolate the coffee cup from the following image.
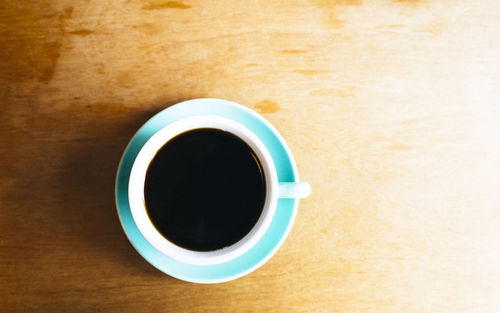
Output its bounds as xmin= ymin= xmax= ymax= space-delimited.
xmin=128 ymin=115 xmax=310 ymax=266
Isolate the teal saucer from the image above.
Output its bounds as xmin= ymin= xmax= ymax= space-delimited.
xmin=115 ymin=98 xmax=299 ymax=283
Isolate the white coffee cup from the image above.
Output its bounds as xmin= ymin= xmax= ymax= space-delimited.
xmin=128 ymin=115 xmax=310 ymax=266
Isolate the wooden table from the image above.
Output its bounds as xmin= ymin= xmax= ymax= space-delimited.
xmin=1 ymin=0 xmax=499 ymax=312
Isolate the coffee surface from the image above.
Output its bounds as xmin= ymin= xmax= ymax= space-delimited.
xmin=144 ymin=128 xmax=266 ymax=251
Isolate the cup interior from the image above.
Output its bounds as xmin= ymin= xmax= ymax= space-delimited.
xmin=128 ymin=115 xmax=278 ymax=265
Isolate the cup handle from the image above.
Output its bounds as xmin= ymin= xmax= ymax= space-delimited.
xmin=278 ymin=182 xmax=311 ymax=199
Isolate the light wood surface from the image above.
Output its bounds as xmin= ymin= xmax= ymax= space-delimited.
xmin=1 ymin=0 xmax=499 ymax=312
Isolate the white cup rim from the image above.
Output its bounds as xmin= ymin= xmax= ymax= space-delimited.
xmin=128 ymin=115 xmax=278 ymax=265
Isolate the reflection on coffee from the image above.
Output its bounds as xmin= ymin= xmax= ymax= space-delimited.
xmin=144 ymin=128 xmax=266 ymax=251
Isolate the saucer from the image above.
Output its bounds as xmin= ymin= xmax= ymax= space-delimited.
xmin=115 ymin=98 xmax=299 ymax=283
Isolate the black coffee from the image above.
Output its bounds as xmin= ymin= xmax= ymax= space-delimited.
xmin=144 ymin=128 xmax=266 ymax=251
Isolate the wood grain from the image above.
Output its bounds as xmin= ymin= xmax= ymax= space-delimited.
xmin=1 ymin=0 xmax=499 ymax=312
